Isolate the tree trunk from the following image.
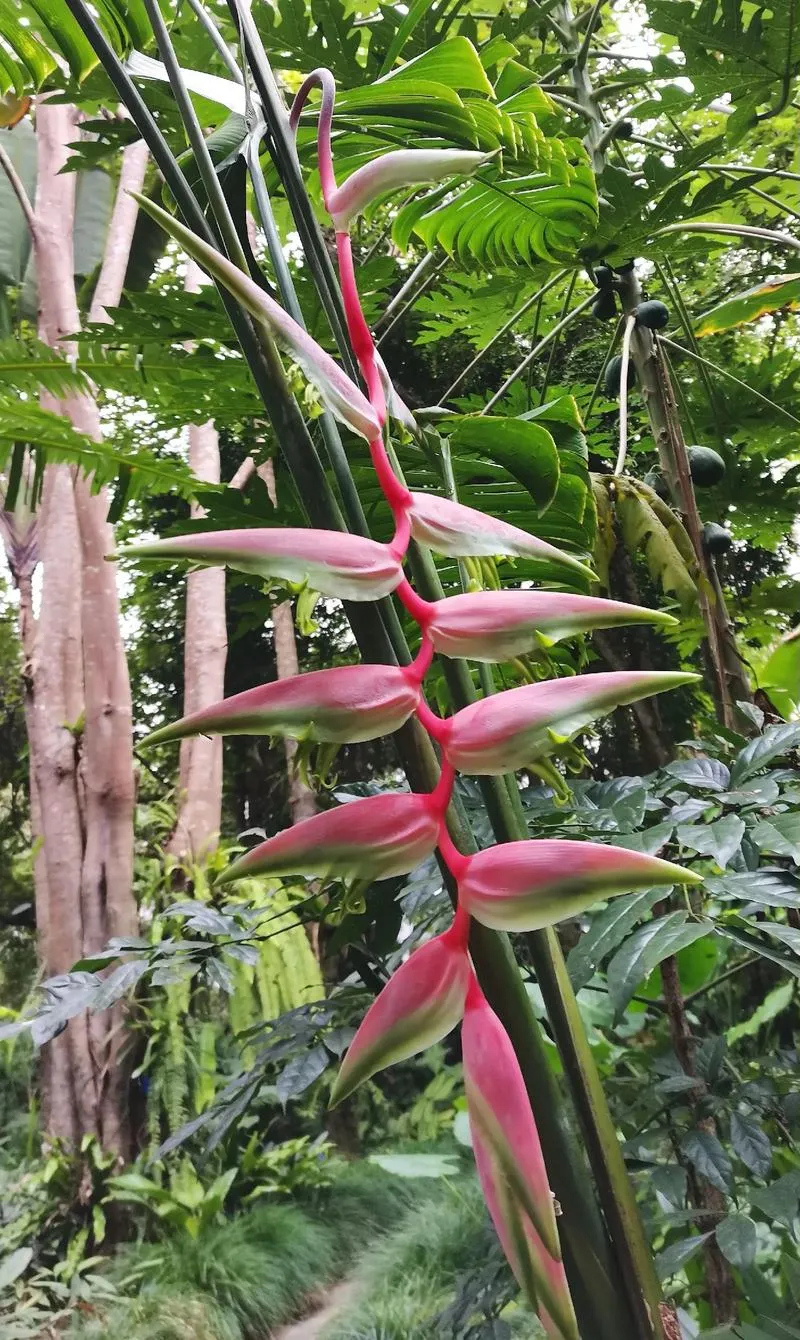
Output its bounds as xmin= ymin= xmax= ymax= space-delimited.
xmin=23 ymin=103 xmax=141 ymax=1156
xmin=260 ymin=458 xmax=317 ymax=826
xmin=167 ymin=259 xmax=227 ymax=861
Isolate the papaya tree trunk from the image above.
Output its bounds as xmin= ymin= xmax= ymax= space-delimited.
xmin=167 ymin=258 xmax=227 ymax=860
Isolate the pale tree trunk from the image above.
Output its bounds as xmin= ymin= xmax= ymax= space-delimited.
xmin=261 ymin=458 xmax=316 ymax=826
xmin=20 ymin=104 xmax=143 ymax=1155
xmin=167 ymin=260 xmax=227 ymax=860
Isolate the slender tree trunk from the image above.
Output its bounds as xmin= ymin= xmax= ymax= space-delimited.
xmin=261 ymin=457 xmax=317 ymax=826
xmin=659 ymin=953 xmax=737 ymax=1323
xmin=22 ymin=103 xmax=142 ymax=1155
xmin=167 ymin=259 xmax=227 ymax=860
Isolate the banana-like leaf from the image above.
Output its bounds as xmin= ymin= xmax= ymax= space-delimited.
xmin=145 ymin=664 xmax=420 ymax=747
xmin=695 ymin=275 xmax=800 ymax=336
xmin=615 ymin=484 xmax=698 ymax=612
xmin=444 ymin=670 xmax=699 ymax=775
xmin=458 ymin=839 xmax=701 ymax=931
xmin=217 ymin=793 xmax=440 ymax=886
xmin=0 ymin=0 xmax=150 ymax=94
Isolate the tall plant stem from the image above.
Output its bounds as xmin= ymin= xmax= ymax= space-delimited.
xmin=66 ymin=5 xmax=630 ymax=1328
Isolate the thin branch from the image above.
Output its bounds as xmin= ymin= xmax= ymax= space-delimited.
xmin=658 ymin=335 xmax=800 ymax=426
xmin=482 ymin=290 xmax=594 ymax=413
xmin=375 ymin=258 xmax=447 ymax=346
xmin=374 ymin=250 xmax=442 ymax=333
xmin=0 ymin=140 xmax=36 ymax=237
xmin=585 ymin=311 xmax=625 ymax=421
xmin=655 ymin=221 xmax=800 ymax=253
xmin=539 ymin=271 xmax=577 ymax=405
xmin=183 ymin=0 xmax=244 ymax=81
xmin=613 ymin=314 xmax=636 ymax=475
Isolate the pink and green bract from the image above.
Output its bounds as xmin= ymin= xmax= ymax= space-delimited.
xmin=127 ymin=68 xmax=704 ymax=1336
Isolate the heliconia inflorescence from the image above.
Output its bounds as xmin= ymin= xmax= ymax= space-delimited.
xmin=124 ymin=68 xmax=703 ymax=1336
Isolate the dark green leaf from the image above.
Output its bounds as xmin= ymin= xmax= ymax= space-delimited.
xmin=567 ymin=888 xmax=663 ymax=991
xmin=677 ymin=815 xmax=745 ymax=869
xmin=276 ymin=1045 xmax=329 ymax=1106
xmin=680 ymin=1129 xmax=733 ymax=1193
xmin=655 ymin=1232 xmax=712 ymax=1279
xmin=449 ymin=416 xmax=560 ymax=515
xmin=731 ymin=725 xmax=800 ymax=784
xmin=716 ymin=1214 xmax=758 ymax=1268
xmin=731 ymin=1112 xmax=772 ymax=1179
xmin=607 ymin=914 xmax=709 ymax=1016
xmin=750 ymin=1172 xmax=800 ymax=1229
xmin=665 ymin=758 xmax=731 ymax=791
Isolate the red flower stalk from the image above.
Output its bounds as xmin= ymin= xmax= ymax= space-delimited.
xmin=126 ymin=66 xmax=705 ymax=1327
xmin=462 ymin=976 xmax=579 ymax=1340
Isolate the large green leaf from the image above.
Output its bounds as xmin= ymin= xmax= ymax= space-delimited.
xmin=649 ymin=0 xmax=800 ymax=135
xmin=447 ymin=415 xmax=560 ymax=514
xmin=0 ymin=0 xmax=150 ymax=93
xmin=696 ymin=276 xmax=800 ymax=336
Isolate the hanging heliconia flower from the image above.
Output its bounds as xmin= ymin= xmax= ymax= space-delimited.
xmin=125 ymin=60 xmax=704 ymax=1336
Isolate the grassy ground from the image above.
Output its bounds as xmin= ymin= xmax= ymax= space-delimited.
xmin=70 ymin=1162 xmax=428 ymax=1340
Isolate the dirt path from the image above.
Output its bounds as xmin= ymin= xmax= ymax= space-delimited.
xmin=272 ymin=1279 xmax=358 ymax=1340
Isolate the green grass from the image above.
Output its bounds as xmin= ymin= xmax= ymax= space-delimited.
xmin=324 ymin=1178 xmax=521 ymax=1340
xmin=70 ymin=1160 xmax=434 ymax=1340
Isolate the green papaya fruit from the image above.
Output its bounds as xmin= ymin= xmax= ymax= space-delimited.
xmin=635 ymin=300 xmax=669 ymax=330
xmin=604 ymin=354 xmax=635 ymax=397
xmin=688 ymin=445 xmax=725 ymax=487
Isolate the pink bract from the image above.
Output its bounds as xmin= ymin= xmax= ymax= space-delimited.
xmin=331 ymin=924 xmax=471 ymax=1105
xmin=426 ymin=589 xmax=678 ymax=662
xmin=116 ymin=528 xmax=404 ymax=602
xmin=458 ymin=839 xmax=701 ymax=931
xmin=216 ymin=792 xmax=439 ymax=886
xmin=463 ymin=981 xmax=579 ymax=1340
xmin=407 ymin=492 xmax=594 ymax=579
xmin=144 ymin=664 xmax=421 ymax=748
xmin=445 ymin=670 xmax=699 ymax=774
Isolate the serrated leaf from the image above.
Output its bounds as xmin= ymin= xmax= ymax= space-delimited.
xmin=665 ymin=758 xmax=731 ymax=792
xmin=567 ymin=889 xmax=663 ymax=991
xmin=606 ymin=913 xmax=709 ymax=1016
xmin=731 ymin=1112 xmax=772 ymax=1178
xmin=677 ymin=815 xmax=745 ymax=869
xmin=680 ymin=1129 xmax=733 ymax=1193
xmin=716 ymin=1214 xmax=757 ymax=1268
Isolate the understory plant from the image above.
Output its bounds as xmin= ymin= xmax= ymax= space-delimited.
xmin=114 ymin=68 xmax=708 ymax=1337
